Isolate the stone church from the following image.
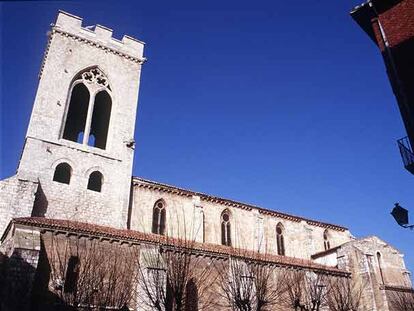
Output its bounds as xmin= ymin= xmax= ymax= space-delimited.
xmin=0 ymin=10 xmax=412 ymax=311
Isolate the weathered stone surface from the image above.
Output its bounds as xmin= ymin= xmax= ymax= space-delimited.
xmin=0 ymin=11 xmax=145 ymax=234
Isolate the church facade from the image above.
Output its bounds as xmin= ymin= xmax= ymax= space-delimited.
xmin=0 ymin=10 xmax=412 ymax=311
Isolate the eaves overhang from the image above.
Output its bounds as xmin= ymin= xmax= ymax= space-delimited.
xmin=350 ymin=0 xmax=403 ymax=45
xmin=350 ymin=1 xmax=378 ymax=44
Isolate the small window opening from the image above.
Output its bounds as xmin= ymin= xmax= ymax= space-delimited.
xmin=53 ymin=163 xmax=72 ymax=184
xmin=89 ymin=90 xmax=112 ymax=149
xmin=221 ymin=210 xmax=231 ymax=246
xmin=63 ymin=83 xmax=90 ymax=143
xmin=152 ymin=200 xmax=166 ymax=235
xmin=323 ymin=229 xmax=331 ymax=251
xmin=87 ymin=171 xmax=103 ymax=192
xmin=64 ymin=256 xmax=79 ymax=293
xmin=185 ymin=278 xmax=198 ymax=311
xmin=276 ymin=223 xmax=285 ymax=256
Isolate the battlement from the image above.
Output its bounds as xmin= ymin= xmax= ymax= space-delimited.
xmin=54 ymin=10 xmax=145 ymax=60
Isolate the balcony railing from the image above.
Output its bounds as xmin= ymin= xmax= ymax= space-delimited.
xmin=397 ymin=136 xmax=414 ymax=175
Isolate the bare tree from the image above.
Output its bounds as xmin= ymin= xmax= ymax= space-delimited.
xmin=325 ymin=276 xmax=365 ymax=311
xmin=137 ymin=235 xmax=217 ymax=311
xmin=284 ymin=269 xmax=328 ymax=311
xmin=387 ymin=289 xmax=414 ymax=311
xmin=252 ymin=261 xmax=289 ymax=310
xmin=216 ymin=255 xmax=255 ymax=311
xmin=216 ymin=248 xmax=289 ymax=311
xmin=45 ymin=233 xmax=139 ymax=310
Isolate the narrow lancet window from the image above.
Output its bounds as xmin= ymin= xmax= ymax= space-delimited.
xmin=87 ymin=171 xmax=103 ymax=192
xmin=323 ymin=229 xmax=331 ymax=251
xmin=152 ymin=200 xmax=166 ymax=235
xmin=63 ymin=83 xmax=90 ymax=142
xmin=276 ymin=223 xmax=285 ymax=256
xmin=185 ymin=278 xmax=198 ymax=311
xmin=89 ymin=90 xmax=112 ymax=149
xmin=64 ymin=256 xmax=79 ymax=293
xmin=377 ymin=252 xmax=385 ymax=284
xmin=221 ymin=210 xmax=231 ymax=246
xmin=53 ymin=163 xmax=72 ymax=184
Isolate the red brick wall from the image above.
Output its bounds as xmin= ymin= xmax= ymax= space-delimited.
xmin=369 ymin=0 xmax=414 ymax=146
xmin=375 ymin=0 xmax=414 ymax=50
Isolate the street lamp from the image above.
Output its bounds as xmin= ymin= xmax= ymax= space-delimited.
xmin=391 ymin=203 xmax=414 ymax=229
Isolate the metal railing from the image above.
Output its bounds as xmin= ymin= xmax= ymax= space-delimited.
xmin=397 ymin=136 xmax=414 ymax=173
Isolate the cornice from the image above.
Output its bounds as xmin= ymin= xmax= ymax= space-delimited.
xmin=39 ymin=27 xmax=146 ymax=79
xmin=53 ymin=28 xmax=146 ymax=64
xmin=12 ymin=217 xmax=349 ymax=276
xmin=133 ymin=177 xmax=348 ymax=232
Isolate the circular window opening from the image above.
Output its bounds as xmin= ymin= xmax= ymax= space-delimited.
xmin=222 ymin=213 xmax=229 ymax=222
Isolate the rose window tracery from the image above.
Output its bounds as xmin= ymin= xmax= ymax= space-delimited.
xmin=80 ymin=68 xmax=109 ymax=88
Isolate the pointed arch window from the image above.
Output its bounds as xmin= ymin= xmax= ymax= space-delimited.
xmin=62 ymin=67 xmax=112 ymax=150
xmin=221 ymin=210 xmax=232 ymax=246
xmin=276 ymin=223 xmax=285 ymax=256
xmin=87 ymin=171 xmax=103 ymax=192
xmin=377 ymin=252 xmax=385 ymax=284
xmin=53 ymin=162 xmax=72 ymax=184
xmin=152 ymin=200 xmax=166 ymax=235
xmin=185 ymin=278 xmax=198 ymax=311
xmin=323 ymin=229 xmax=331 ymax=251
xmin=63 ymin=83 xmax=90 ymax=143
xmin=64 ymin=256 xmax=79 ymax=293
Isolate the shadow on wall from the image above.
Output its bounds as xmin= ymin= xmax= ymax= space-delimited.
xmin=0 ymin=241 xmax=63 ymax=311
xmin=0 ymin=249 xmax=38 ymax=311
xmin=31 ymin=183 xmax=48 ymax=218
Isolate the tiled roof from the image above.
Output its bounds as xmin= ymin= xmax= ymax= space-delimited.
xmin=133 ymin=177 xmax=348 ymax=232
xmin=12 ymin=217 xmax=348 ymax=276
xmin=311 ymin=245 xmax=342 ymax=260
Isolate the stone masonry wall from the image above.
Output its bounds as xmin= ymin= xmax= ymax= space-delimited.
xmin=130 ymin=179 xmax=352 ymax=260
xmin=0 ymin=175 xmax=38 ymax=236
xmin=10 ymin=11 xmax=145 ymax=229
xmin=335 ymin=236 xmax=413 ymax=311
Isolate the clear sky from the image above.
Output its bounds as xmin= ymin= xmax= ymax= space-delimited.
xmin=1 ymin=1 xmax=413 ymax=279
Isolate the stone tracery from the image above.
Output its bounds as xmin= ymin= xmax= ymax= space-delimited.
xmin=80 ymin=67 xmax=110 ymax=88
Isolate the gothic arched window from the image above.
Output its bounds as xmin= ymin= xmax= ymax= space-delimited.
xmin=185 ymin=278 xmax=198 ymax=311
xmin=90 ymin=90 xmax=112 ymax=149
xmin=64 ymin=256 xmax=79 ymax=293
xmin=63 ymin=83 xmax=90 ymax=143
xmin=377 ymin=252 xmax=385 ymax=284
xmin=323 ymin=229 xmax=331 ymax=251
xmin=62 ymin=67 xmax=112 ymax=150
xmin=53 ymin=162 xmax=72 ymax=184
xmin=276 ymin=223 xmax=285 ymax=256
xmin=152 ymin=200 xmax=166 ymax=235
xmin=221 ymin=210 xmax=232 ymax=246
xmin=87 ymin=171 xmax=103 ymax=192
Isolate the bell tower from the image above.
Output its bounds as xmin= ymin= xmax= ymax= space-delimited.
xmin=14 ymin=11 xmax=145 ymax=228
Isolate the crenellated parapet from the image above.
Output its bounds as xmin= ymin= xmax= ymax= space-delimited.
xmin=54 ymin=10 xmax=145 ymax=59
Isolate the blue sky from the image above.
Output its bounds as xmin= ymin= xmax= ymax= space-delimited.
xmin=1 ymin=1 xmax=413 ymax=278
